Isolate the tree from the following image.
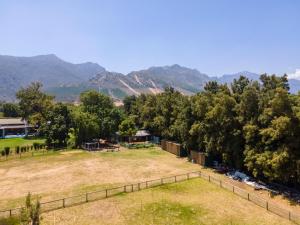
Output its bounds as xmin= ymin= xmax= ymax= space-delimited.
xmin=16 ymin=82 xmax=54 ymax=125
xmin=2 ymin=103 xmax=20 ymax=117
xmin=80 ymin=90 xmax=123 ymax=138
xmin=118 ymin=117 xmax=137 ymax=142
xmin=123 ymin=95 xmax=137 ymax=115
xmin=71 ymin=109 xmax=100 ymax=146
xmin=20 ymin=193 xmax=41 ymax=225
xmin=40 ymin=103 xmax=72 ymax=147
xmin=231 ymin=76 xmax=250 ymax=95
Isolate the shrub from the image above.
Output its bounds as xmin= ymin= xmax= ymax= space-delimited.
xmin=33 ymin=142 xmax=39 ymax=150
xmin=20 ymin=193 xmax=41 ymax=225
xmin=1 ymin=150 xmax=5 ymax=156
xmin=4 ymin=147 xmax=10 ymax=156
xmin=21 ymin=146 xmax=26 ymax=152
xmin=15 ymin=146 xmax=20 ymax=154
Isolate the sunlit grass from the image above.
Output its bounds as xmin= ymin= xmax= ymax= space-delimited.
xmin=0 ymin=137 xmax=45 ymax=150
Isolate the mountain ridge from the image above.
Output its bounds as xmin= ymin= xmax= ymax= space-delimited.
xmin=0 ymin=54 xmax=299 ymax=102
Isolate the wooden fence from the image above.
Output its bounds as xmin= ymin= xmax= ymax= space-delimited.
xmin=190 ymin=150 xmax=206 ymax=166
xmin=1 ymin=170 xmax=300 ymax=224
xmin=161 ymin=140 xmax=187 ymax=157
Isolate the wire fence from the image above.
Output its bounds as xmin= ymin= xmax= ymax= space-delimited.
xmin=0 ymin=170 xmax=300 ymax=224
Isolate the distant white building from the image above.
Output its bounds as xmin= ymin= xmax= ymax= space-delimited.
xmin=0 ymin=118 xmax=33 ymax=138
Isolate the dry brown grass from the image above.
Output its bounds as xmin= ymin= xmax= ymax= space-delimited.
xmin=0 ymin=147 xmax=199 ymax=208
xmin=41 ymin=178 xmax=294 ymax=225
xmin=0 ymin=147 xmax=298 ymax=224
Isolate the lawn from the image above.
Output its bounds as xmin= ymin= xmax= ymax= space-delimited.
xmin=41 ymin=178 xmax=293 ymax=225
xmin=0 ymin=137 xmax=45 ymax=150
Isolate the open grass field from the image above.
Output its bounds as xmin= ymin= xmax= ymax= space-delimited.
xmin=0 ymin=147 xmax=298 ymax=224
xmin=0 ymin=137 xmax=45 ymax=150
xmin=41 ymin=178 xmax=293 ymax=225
xmin=0 ymin=147 xmax=199 ymax=209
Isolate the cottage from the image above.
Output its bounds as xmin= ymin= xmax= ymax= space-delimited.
xmin=0 ymin=118 xmax=33 ymax=138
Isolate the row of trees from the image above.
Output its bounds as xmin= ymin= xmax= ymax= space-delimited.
xmin=14 ymin=82 xmax=124 ymax=148
xmin=123 ymin=74 xmax=300 ymax=186
xmin=7 ymin=74 xmax=300 ymax=186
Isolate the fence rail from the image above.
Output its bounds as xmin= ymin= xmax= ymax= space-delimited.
xmin=0 ymin=170 xmax=300 ymax=224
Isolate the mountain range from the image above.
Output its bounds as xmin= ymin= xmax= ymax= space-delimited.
xmin=0 ymin=54 xmax=299 ymax=102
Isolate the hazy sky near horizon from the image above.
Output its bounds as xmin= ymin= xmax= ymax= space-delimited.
xmin=0 ymin=0 xmax=300 ymax=77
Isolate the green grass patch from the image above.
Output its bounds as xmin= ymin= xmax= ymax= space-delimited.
xmin=120 ymin=142 xmax=155 ymax=149
xmin=0 ymin=137 xmax=45 ymax=150
xmin=129 ymin=200 xmax=204 ymax=225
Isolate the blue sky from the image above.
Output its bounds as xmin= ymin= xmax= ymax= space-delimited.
xmin=0 ymin=0 xmax=299 ymax=77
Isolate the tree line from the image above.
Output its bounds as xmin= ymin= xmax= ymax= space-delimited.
xmin=1 ymin=74 xmax=300 ymax=186
xmin=123 ymin=74 xmax=300 ymax=186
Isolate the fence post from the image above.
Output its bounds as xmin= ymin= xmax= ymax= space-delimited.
xmin=266 ymin=201 xmax=268 ymax=211
xmin=208 ymin=175 xmax=210 ymax=182
xmin=9 ymin=209 xmax=12 ymax=217
xmin=289 ymin=211 xmax=291 ymax=220
xmin=86 ymin=193 xmax=88 ymax=202
xmin=62 ymin=198 xmax=65 ymax=208
xmin=106 ymin=189 xmax=108 ymax=198
xmin=146 ymin=181 xmax=148 ymax=188
xmin=131 ymin=184 xmax=133 ymax=192
xmin=161 ymin=178 xmax=163 ymax=185
xmin=124 ymin=185 xmax=126 ymax=193
xmin=232 ymin=186 xmax=234 ymax=193
xmin=175 ymin=176 xmax=177 ymax=182
xmin=247 ymin=193 xmax=250 ymax=201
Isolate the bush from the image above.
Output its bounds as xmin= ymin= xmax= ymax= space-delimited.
xmin=15 ymin=146 xmax=20 ymax=154
xmin=20 ymin=193 xmax=41 ymax=225
xmin=33 ymin=142 xmax=40 ymax=150
xmin=120 ymin=142 xmax=155 ymax=149
xmin=4 ymin=147 xmax=10 ymax=156
xmin=21 ymin=146 xmax=26 ymax=152
xmin=1 ymin=150 xmax=5 ymax=156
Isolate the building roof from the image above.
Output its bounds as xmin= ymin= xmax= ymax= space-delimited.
xmin=0 ymin=118 xmax=25 ymax=126
xmin=135 ymin=130 xmax=150 ymax=137
xmin=116 ymin=130 xmax=151 ymax=137
xmin=0 ymin=125 xmax=32 ymax=129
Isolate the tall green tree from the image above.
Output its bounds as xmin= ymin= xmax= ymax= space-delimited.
xmin=2 ymin=103 xmax=20 ymax=117
xmin=71 ymin=109 xmax=100 ymax=146
xmin=80 ymin=90 xmax=123 ymax=138
xmin=40 ymin=103 xmax=72 ymax=147
xmin=16 ymin=82 xmax=54 ymax=125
